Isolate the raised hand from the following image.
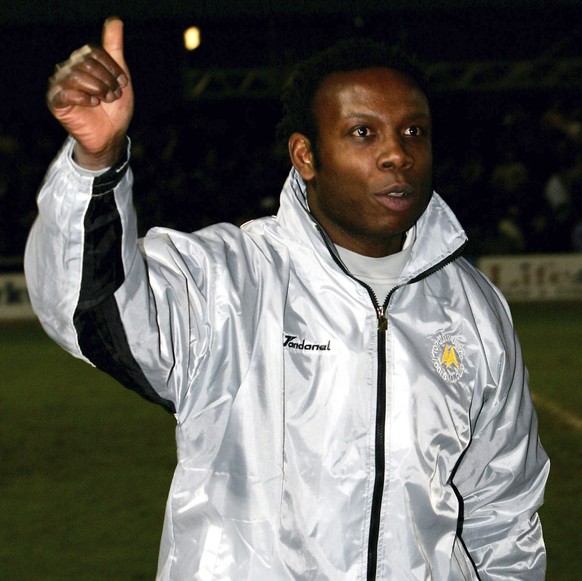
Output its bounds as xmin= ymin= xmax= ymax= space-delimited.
xmin=47 ymin=17 xmax=134 ymax=169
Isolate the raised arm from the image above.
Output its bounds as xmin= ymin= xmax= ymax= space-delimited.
xmin=47 ymin=17 xmax=133 ymax=169
xmin=25 ymin=19 xmax=184 ymax=413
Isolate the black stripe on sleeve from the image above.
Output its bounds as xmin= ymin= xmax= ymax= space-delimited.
xmin=73 ymin=160 xmax=176 ymax=414
xmin=77 ymin=187 xmax=125 ymax=309
xmin=74 ymin=296 xmax=176 ymax=413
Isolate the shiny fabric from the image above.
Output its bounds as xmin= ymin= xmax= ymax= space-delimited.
xmin=25 ymin=139 xmax=549 ymax=580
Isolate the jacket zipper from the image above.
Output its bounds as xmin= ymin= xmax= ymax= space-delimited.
xmin=364 ymin=244 xmax=466 ymax=580
xmin=313 ymin=222 xmax=466 ymax=579
xmin=367 ymin=301 xmax=387 ymax=581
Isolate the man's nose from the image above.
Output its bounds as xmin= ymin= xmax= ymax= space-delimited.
xmin=377 ymin=134 xmax=413 ymax=170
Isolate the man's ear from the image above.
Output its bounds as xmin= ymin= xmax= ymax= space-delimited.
xmin=288 ymin=132 xmax=316 ymax=181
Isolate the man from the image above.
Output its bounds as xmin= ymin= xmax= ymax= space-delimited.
xmin=25 ymin=17 xmax=548 ymax=580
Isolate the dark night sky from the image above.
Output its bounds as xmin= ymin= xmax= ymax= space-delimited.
xmin=1 ymin=1 xmax=581 ymax=257
xmin=1 ymin=1 xmax=581 ymax=126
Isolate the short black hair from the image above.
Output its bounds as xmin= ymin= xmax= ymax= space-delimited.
xmin=277 ymin=38 xmax=430 ymax=158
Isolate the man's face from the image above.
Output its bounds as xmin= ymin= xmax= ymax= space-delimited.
xmin=294 ymin=67 xmax=433 ymax=257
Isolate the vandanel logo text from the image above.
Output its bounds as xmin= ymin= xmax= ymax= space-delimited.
xmin=284 ymin=335 xmax=331 ymax=351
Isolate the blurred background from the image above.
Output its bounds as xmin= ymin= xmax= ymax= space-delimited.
xmin=1 ymin=0 xmax=582 ymax=261
xmin=0 ymin=1 xmax=581 ymax=579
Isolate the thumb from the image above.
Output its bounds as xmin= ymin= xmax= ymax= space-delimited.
xmin=102 ymin=17 xmax=128 ymax=73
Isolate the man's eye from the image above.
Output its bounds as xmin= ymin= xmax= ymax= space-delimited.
xmin=352 ymin=126 xmax=372 ymax=138
xmin=404 ymin=125 xmax=425 ymax=137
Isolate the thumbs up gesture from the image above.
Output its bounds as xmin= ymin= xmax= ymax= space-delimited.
xmin=47 ymin=18 xmax=134 ymax=169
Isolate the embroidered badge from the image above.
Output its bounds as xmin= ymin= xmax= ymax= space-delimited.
xmin=431 ymin=332 xmax=466 ymax=382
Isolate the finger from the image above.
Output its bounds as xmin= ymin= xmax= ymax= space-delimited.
xmin=48 ymin=86 xmax=100 ymax=109
xmin=101 ymin=17 xmax=129 ymax=83
xmin=74 ymin=45 xmax=126 ymax=88
xmin=68 ymin=44 xmax=93 ymax=66
xmin=48 ymin=61 xmax=122 ymax=109
xmin=53 ymin=56 xmax=113 ymax=87
xmin=71 ymin=54 xmax=123 ymax=92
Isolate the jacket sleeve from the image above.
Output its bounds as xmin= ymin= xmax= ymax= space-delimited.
xmin=453 ymin=295 xmax=549 ymax=580
xmin=24 ymin=138 xmax=200 ymax=414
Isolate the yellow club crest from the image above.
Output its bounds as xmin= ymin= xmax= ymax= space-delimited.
xmin=432 ymin=332 xmax=466 ymax=382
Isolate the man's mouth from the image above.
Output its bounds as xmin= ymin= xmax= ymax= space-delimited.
xmin=374 ymin=186 xmax=415 ymax=211
xmin=376 ymin=184 xmax=414 ymax=197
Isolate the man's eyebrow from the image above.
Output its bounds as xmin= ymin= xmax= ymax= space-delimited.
xmin=342 ymin=110 xmax=432 ymax=122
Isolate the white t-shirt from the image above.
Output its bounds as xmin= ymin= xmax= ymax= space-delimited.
xmin=336 ymin=227 xmax=416 ymax=304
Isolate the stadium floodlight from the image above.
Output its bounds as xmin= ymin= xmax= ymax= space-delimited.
xmin=184 ymin=26 xmax=201 ymax=51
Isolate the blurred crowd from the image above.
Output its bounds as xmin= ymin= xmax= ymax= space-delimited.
xmin=1 ymin=96 xmax=581 ymax=270
xmin=435 ymin=96 xmax=582 ymax=259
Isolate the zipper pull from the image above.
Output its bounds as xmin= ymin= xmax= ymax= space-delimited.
xmin=377 ymin=306 xmax=387 ymax=332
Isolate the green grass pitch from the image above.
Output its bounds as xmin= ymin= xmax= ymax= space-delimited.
xmin=1 ymin=302 xmax=580 ymax=579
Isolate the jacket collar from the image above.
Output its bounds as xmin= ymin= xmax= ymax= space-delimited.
xmin=276 ymin=168 xmax=468 ymax=282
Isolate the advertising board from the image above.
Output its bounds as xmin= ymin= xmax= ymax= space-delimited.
xmin=478 ymin=254 xmax=582 ymax=302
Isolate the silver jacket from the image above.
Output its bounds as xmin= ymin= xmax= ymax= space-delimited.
xmin=25 ymin=139 xmax=549 ymax=580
